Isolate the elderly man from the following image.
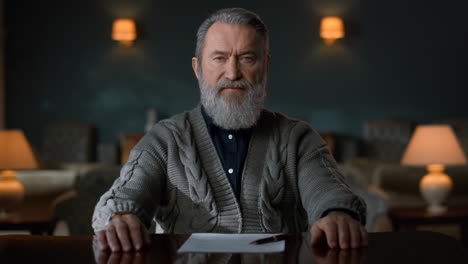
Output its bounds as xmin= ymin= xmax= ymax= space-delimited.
xmin=93 ymin=8 xmax=367 ymax=252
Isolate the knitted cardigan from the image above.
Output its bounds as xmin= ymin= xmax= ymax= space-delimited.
xmin=92 ymin=106 xmax=366 ymax=233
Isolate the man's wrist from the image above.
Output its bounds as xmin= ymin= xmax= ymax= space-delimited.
xmin=112 ymin=211 xmax=133 ymax=217
xmin=104 ymin=211 xmax=134 ymax=226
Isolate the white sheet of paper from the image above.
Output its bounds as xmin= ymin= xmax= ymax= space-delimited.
xmin=177 ymin=233 xmax=285 ymax=253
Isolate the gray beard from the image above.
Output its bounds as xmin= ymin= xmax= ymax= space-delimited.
xmin=199 ymin=75 xmax=266 ymax=130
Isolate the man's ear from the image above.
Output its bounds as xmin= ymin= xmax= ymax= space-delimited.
xmin=192 ymin=57 xmax=200 ymax=80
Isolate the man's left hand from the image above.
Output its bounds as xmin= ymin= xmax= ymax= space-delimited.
xmin=310 ymin=211 xmax=368 ymax=249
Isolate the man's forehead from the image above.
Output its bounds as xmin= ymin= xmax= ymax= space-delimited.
xmin=203 ymin=22 xmax=263 ymax=52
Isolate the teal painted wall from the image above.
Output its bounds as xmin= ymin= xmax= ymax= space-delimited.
xmin=5 ymin=0 xmax=468 ymax=151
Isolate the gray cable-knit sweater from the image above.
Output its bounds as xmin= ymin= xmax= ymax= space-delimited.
xmin=92 ymin=106 xmax=366 ymax=233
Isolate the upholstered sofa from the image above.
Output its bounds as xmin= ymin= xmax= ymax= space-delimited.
xmin=345 ymin=159 xmax=468 ymax=207
xmin=17 ymin=170 xmax=77 ymax=197
xmin=336 ymin=118 xmax=468 ymax=235
xmin=13 ymin=163 xmax=113 ymax=235
xmin=53 ymin=166 xmax=121 ymax=235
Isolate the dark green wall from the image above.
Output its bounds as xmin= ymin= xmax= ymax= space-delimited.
xmin=5 ymin=0 xmax=468 ymax=151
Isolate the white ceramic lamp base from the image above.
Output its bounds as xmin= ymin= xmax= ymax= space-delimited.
xmin=0 ymin=170 xmax=25 ymax=214
xmin=420 ymin=164 xmax=452 ymax=214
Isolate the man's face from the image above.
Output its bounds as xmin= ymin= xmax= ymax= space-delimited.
xmin=192 ymin=22 xmax=269 ymax=104
xmin=192 ymin=22 xmax=269 ymax=130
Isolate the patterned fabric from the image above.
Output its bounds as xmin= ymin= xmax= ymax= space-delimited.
xmin=92 ymin=106 xmax=366 ymax=234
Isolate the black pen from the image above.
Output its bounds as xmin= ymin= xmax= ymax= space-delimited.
xmin=250 ymin=234 xmax=289 ymax=245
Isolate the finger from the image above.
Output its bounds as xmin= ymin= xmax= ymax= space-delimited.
xmin=338 ymin=249 xmax=350 ymax=264
xmin=311 ymin=246 xmax=328 ymax=259
xmin=106 ymin=226 xmax=121 ymax=252
xmin=348 ymin=222 xmax=360 ymax=249
xmin=132 ymin=252 xmax=145 ymax=264
xmin=337 ymin=219 xmax=350 ymax=249
xmin=360 ymin=225 xmax=368 ymax=247
xmin=125 ymin=218 xmax=144 ymax=250
xmin=322 ymin=221 xmax=338 ymax=248
xmin=108 ymin=252 xmax=122 ymax=264
xmin=97 ymin=230 xmax=109 ymax=251
xmin=120 ymin=253 xmax=133 ymax=264
xmin=359 ymin=247 xmax=369 ymax=264
xmin=311 ymin=223 xmax=326 ymax=247
xmin=141 ymin=225 xmax=151 ymax=246
xmin=97 ymin=247 xmax=110 ymax=264
xmin=114 ymin=219 xmax=133 ymax=252
xmin=326 ymin=249 xmax=339 ymax=264
xmin=350 ymin=249 xmax=361 ymax=264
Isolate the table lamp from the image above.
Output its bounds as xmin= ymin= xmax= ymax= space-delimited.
xmin=0 ymin=130 xmax=39 ymax=213
xmin=401 ymin=125 xmax=467 ymax=214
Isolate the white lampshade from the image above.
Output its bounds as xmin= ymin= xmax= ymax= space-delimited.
xmin=0 ymin=130 xmax=38 ymax=213
xmin=402 ymin=125 xmax=467 ymax=166
xmin=401 ymin=125 xmax=467 ymax=214
xmin=0 ymin=130 xmax=39 ymax=170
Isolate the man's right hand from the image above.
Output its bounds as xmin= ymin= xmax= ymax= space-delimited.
xmin=96 ymin=213 xmax=151 ymax=252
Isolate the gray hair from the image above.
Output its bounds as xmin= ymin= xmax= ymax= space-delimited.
xmin=195 ymin=8 xmax=270 ymax=62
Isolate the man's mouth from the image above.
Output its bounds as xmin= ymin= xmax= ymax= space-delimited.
xmin=221 ymin=87 xmax=245 ymax=91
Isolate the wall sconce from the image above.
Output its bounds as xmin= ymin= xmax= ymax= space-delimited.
xmin=320 ymin=16 xmax=345 ymax=45
xmin=112 ymin=19 xmax=137 ymax=47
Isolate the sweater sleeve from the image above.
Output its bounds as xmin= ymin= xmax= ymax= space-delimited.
xmin=92 ymin=127 xmax=169 ymax=233
xmin=294 ymin=122 xmax=367 ymax=226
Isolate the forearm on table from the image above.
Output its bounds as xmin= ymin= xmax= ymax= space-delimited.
xmin=298 ymin=145 xmax=367 ymax=225
xmin=92 ymin=149 xmax=165 ymax=232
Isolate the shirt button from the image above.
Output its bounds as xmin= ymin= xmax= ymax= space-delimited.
xmin=228 ymin=168 xmax=234 ymax=174
xmin=228 ymin=134 xmax=233 ymax=140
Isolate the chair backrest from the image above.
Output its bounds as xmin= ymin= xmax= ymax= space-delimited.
xmin=42 ymin=121 xmax=94 ymax=167
xmin=363 ymin=119 xmax=416 ymax=162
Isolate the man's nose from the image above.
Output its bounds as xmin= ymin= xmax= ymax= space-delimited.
xmin=224 ymin=58 xmax=242 ymax=81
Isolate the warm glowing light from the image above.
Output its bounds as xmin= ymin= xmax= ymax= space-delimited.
xmin=320 ymin=16 xmax=345 ymax=45
xmin=402 ymin=125 xmax=467 ymax=213
xmin=402 ymin=125 xmax=467 ymax=166
xmin=0 ymin=130 xmax=38 ymax=170
xmin=0 ymin=130 xmax=38 ymax=212
xmin=112 ymin=19 xmax=137 ymax=47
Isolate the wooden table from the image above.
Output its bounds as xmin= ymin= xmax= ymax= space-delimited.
xmin=0 ymin=232 xmax=467 ymax=263
xmin=389 ymin=206 xmax=468 ymax=248
xmin=0 ymin=196 xmax=59 ymax=235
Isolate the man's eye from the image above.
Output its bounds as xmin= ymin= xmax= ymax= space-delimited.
xmin=213 ymin=57 xmax=225 ymax=62
xmin=242 ymin=56 xmax=255 ymax=63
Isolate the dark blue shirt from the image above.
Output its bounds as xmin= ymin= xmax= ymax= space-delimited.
xmin=201 ymin=107 xmax=252 ymax=200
